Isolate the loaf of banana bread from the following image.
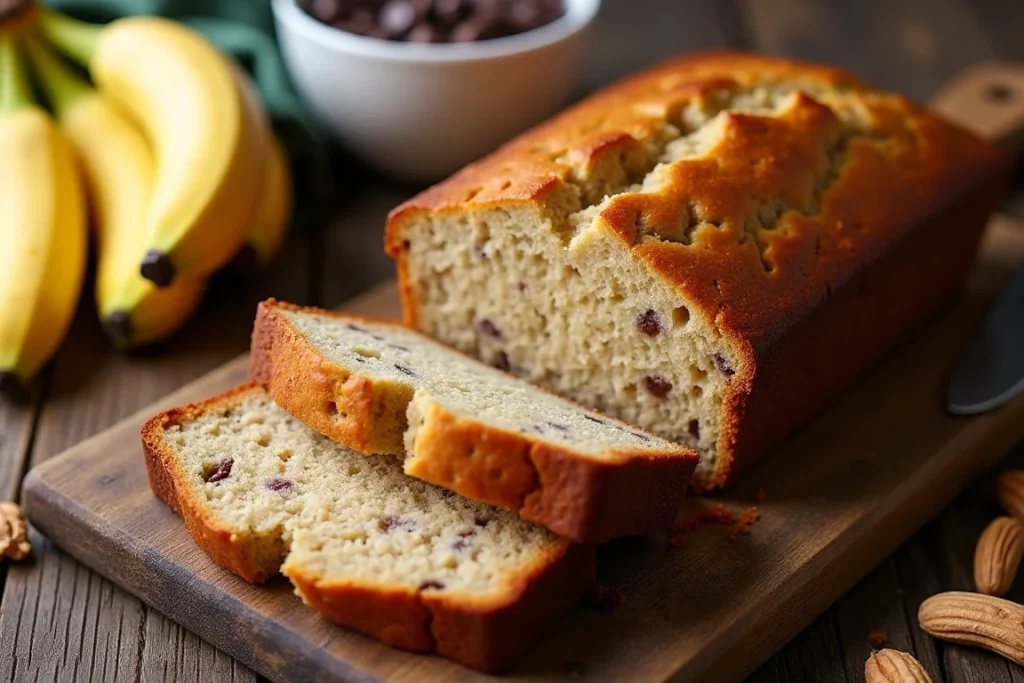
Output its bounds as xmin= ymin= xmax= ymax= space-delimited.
xmin=385 ymin=51 xmax=1007 ymax=491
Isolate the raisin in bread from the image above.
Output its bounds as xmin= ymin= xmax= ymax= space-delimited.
xmin=384 ymin=51 xmax=1007 ymax=491
xmin=250 ymin=299 xmax=697 ymax=543
xmin=142 ymin=383 xmax=594 ymax=673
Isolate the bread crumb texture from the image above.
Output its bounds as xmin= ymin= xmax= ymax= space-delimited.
xmin=283 ymin=308 xmax=681 ymax=460
xmin=159 ymin=387 xmax=564 ymax=596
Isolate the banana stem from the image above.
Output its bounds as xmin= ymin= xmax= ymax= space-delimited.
xmin=24 ymin=34 xmax=90 ymax=117
xmin=37 ymin=7 xmax=101 ymax=66
xmin=0 ymin=35 xmax=32 ymax=114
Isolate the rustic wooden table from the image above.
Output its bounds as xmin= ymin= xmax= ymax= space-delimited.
xmin=2 ymin=1 xmax=1024 ymax=681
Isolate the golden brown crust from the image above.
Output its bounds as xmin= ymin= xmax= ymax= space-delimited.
xmin=250 ymin=300 xmax=699 ymax=542
xmin=287 ymin=543 xmax=595 ymax=673
xmin=143 ymin=383 xmax=597 ymax=673
xmin=408 ymin=397 xmax=697 ymax=542
xmin=384 ymin=50 xmax=1009 ymax=491
xmin=141 ymin=383 xmax=287 ymax=583
xmin=251 ymin=300 xmax=411 ymax=455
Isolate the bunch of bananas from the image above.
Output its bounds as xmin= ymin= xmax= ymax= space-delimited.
xmin=0 ymin=5 xmax=293 ymax=396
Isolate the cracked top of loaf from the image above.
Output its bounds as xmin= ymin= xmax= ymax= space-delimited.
xmin=386 ymin=52 xmax=1004 ymax=348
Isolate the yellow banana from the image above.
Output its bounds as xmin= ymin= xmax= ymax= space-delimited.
xmin=0 ymin=36 xmax=86 ymax=395
xmin=235 ymin=127 xmax=293 ymax=269
xmin=26 ymin=36 xmax=207 ymax=349
xmin=228 ymin=64 xmax=290 ymax=269
xmin=40 ymin=10 xmax=267 ymax=287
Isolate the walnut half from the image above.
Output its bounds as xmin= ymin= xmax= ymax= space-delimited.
xmin=0 ymin=502 xmax=31 ymax=561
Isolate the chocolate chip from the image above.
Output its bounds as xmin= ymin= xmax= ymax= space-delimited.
xmin=266 ymin=478 xmax=294 ymax=492
xmin=394 ymin=363 xmax=417 ymax=377
xmin=458 ymin=529 xmax=476 ymax=537
xmin=203 ymin=459 xmax=233 ymax=484
xmin=473 ymin=244 xmax=488 ymax=259
xmin=408 ymin=23 xmax=444 ymax=42
xmin=505 ymin=0 xmax=543 ymax=29
xmin=474 ymin=516 xmax=491 ymax=527
xmin=644 ymin=376 xmax=672 ymax=399
xmin=339 ymin=7 xmax=374 ymax=34
xmin=440 ymin=488 xmax=456 ymax=499
xmin=636 ymin=310 xmax=662 ymax=337
xmin=389 ymin=344 xmax=410 ymax=352
xmin=401 ymin=239 xmax=411 ymax=251
xmin=140 ymin=250 xmax=175 ymax=287
xmin=516 ymin=281 xmax=527 ymax=292
xmin=712 ymin=353 xmax=735 ymax=376
xmin=476 ymin=318 xmax=503 ymax=340
xmin=304 ymin=0 xmax=564 ymax=42
xmin=584 ymin=414 xmax=606 ymax=425
xmin=492 ymin=351 xmax=511 ymax=372
xmin=451 ymin=537 xmax=471 ymax=551
xmin=450 ymin=19 xmax=488 ymax=42
xmin=688 ymin=419 xmax=700 ymax=439
xmin=434 ymin=0 xmax=468 ymax=24
xmin=309 ymin=0 xmax=342 ymax=23
xmin=380 ymin=0 xmax=416 ymax=38
xmin=545 ymin=421 xmax=570 ymax=434
xmin=353 ymin=356 xmax=366 ymax=363
xmin=419 ymin=580 xmax=445 ymax=590
xmin=631 ymin=431 xmax=652 ymax=442
xmin=345 ymin=323 xmax=366 ymax=333
xmin=379 ymin=515 xmax=416 ymax=532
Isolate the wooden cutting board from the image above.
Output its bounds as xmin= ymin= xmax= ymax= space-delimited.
xmin=19 ymin=213 xmax=1024 ymax=683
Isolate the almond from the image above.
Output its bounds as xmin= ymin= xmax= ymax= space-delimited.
xmin=918 ymin=591 xmax=1024 ymax=664
xmin=975 ymin=516 xmax=1024 ymax=596
xmin=864 ymin=648 xmax=932 ymax=683
xmin=995 ymin=471 xmax=1024 ymax=520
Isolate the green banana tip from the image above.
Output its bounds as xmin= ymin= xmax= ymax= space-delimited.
xmin=37 ymin=6 xmax=101 ymax=66
xmin=0 ymin=34 xmax=33 ymax=113
xmin=24 ymin=32 xmax=91 ymax=115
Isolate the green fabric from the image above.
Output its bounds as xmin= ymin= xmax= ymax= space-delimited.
xmin=48 ymin=0 xmax=330 ymax=224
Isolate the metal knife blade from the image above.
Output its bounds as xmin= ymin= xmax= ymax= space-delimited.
xmin=948 ymin=262 xmax=1024 ymax=415
xmin=933 ymin=62 xmax=1024 ymax=415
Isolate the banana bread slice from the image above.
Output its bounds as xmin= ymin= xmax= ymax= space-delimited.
xmin=142 ymin=383 xmax=594 ymax=673
xmin=385 ymin=51 xmax=1008 ymax=491
xmin=250 ymin=299 xmax=698 ymax=543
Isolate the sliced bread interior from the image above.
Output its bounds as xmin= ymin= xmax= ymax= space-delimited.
xmin=143 ymin=383 xmax=593 ymax=673
xmin=251 ymin=300 xmax=699 ymax=542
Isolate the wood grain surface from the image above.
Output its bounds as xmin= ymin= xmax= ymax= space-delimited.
xmin=20 ymin=218 xmax=1024 ymax=682
xmin=2 ymin=1 xmax=1024 ymax=681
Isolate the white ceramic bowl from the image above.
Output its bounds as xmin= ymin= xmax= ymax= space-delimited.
xmin=272 ymin=0 xmax=599 ymax=182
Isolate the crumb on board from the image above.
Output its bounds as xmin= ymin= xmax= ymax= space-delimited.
xmin=728 ymin=507 xmax=761 ymax=540
xmin=669 ymin=502 xmax=762 ymax=547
